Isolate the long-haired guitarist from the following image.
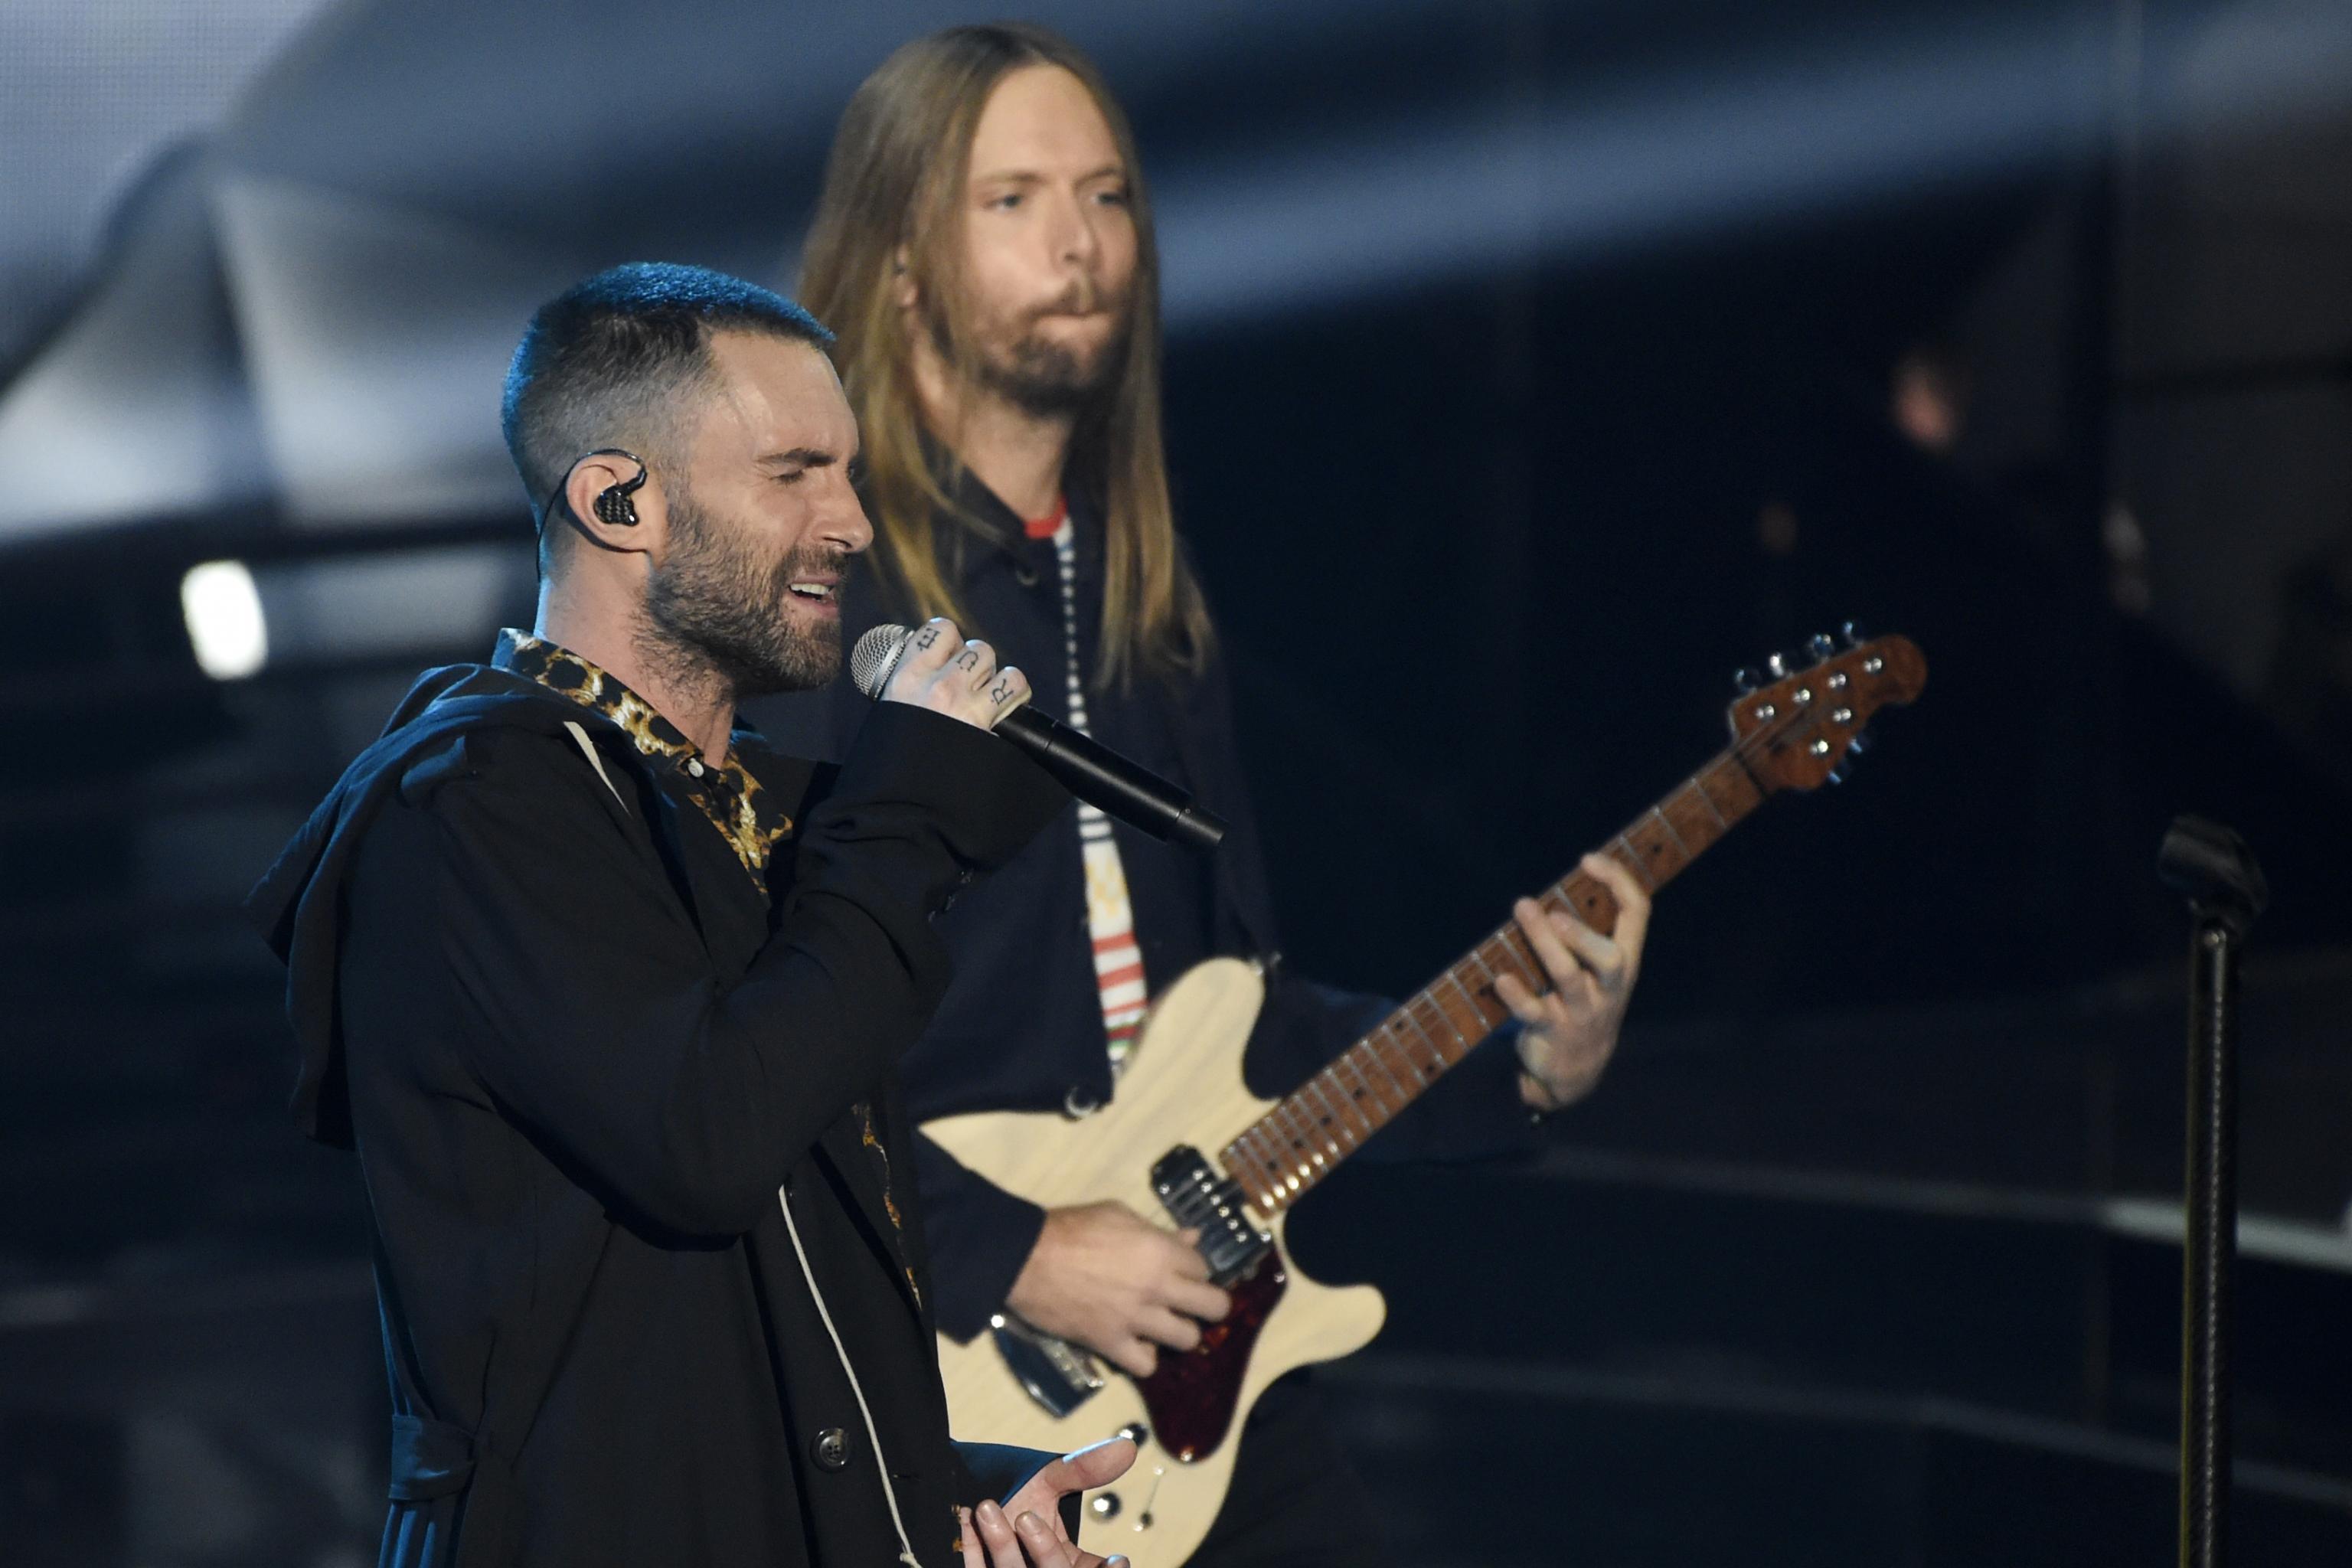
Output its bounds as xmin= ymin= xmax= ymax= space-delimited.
xmin=744 ymin=24 xmax=1652 ymax=1564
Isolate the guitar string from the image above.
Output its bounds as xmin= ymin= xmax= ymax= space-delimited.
xmin=979 ymin=688 xmax=1886 ymax=1546
xmin=1233 ymin=668 xmax=1877 ymax=1207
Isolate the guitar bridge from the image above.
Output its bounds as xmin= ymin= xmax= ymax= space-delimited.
xmin=988 ymin=1313 xmax=1106 ymax=1417
xmin=1151 ymin=1145 xmax=1271 ymax=1285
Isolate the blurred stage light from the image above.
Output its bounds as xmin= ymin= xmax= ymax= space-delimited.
xmin=180 ymin=559 xmax=267 ymax=679
xmin=1145 ymin=7 xmax=2352 ymax=328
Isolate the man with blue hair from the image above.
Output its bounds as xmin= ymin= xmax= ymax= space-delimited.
xmin=250 ymin=263 xmax=1134 ymax=1567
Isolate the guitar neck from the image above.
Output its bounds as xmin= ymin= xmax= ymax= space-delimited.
xmin=1218 ymin=746 xmax=1767 ymax=1216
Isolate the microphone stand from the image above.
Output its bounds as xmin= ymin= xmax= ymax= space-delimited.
xmin=2156 ymin=816 xmax=2268 ymax=1568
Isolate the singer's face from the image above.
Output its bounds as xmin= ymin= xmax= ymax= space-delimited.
xmin=946 ymin=64 xmax=1137 ymax=416
xmin=643 ymin=332 xmax=873 ymax=698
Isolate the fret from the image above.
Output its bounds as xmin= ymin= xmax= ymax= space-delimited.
xmin=1280 ymin=1096 xmax=1328 ymax=1173
xmin=1299 ymin=1075 xmax=1355 ymax=1154
xmin=1263 ymin=1101 xmax=1316 ymax=1184
xmin=1339 ymin=1050 xmax=1395 ymax=1122
xmin=1361 ymin=1029 xmax=1418 ymax=1104
xmin=1648 ymin=802 xmax=1692 ymax=863
xmin=1360 ymin=1027 xmax=1415 ymax=1104
xmin=1228 ymin=1129 xmax=1282 ymax=1206
xmin=1502 ymin=926 xmax=1549 ymax=990
xmin=1240 ymin=1125 xmax=1285 ymax=1193
xmin=1443 ymin=969 xmax=1498 ymax=1037
xmin=1556 ymin=875 xmax=1615 ymax=933
xmin=1237 ymin=1156 xmax=1278 ymax=1213
xmin=1396 ymin=1006 xmax=1448 ymax=1080
xmin=1217 ymin=738 xmax=1784 ymax=1217
xmin=1686 ymin=773 xmax=1730 ymax=831
xmin=1695 ymin=756 xmax=1762 ymax=825
xmin=1276 ymin=1091 xmax=1321 ymax=1163
xmin=1321 ymin=1066 xmax=1373 ymax=1143
xmin=1419 ymin=988 xmax=1474 ymax=1056
xmin=1609 ymin=831 xmax=1655 ymax=893
xmin=1661 ymin=789 xmax=1720 ymax=861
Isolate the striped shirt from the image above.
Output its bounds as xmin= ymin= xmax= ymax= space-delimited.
xmin=1027 ymin=498 xmax=1148 ymax=1073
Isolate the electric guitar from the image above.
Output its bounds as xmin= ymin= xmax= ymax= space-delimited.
xmin=923 ymin=629 xmax=1927 ymax=1563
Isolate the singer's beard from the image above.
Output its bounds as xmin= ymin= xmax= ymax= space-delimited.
xmin=638 ymin=488 xmax=845 ymax=702
xmin=939 ymin=282 xmax=1133 ymax=420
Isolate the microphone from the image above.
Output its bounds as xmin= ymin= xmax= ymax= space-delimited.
xmin=851 ymin=622 xmax=1227 ymax=853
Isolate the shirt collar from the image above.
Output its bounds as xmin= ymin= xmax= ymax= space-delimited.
xmin=929 ymin=459 xmax=1102 ymax=577
xmin=494 ymin=629 xmax=706 ymax=767
xmin=492 ymin=629 xmax=794 ymax=880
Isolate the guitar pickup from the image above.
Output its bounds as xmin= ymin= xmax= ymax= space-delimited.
xmin=1150 ymin=1145 xmax=1270 ymax=1285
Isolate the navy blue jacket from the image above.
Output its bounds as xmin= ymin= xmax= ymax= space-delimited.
xmin=743 ymin=478 xmax=1537 ymax=1342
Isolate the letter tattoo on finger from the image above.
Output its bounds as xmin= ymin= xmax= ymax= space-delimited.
xmin=989 ymin=674 xmax=1016 ymax=704
xmin=953 ymin=649 xmax=981 ymax=672
xmin=913 ymin=625 xmax=941 ymax=651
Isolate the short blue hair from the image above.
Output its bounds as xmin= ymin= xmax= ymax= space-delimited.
xmin=501 ymin=262 xmax=834 ymax=528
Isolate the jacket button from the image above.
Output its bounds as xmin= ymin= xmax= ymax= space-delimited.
xmin=1063 ymin=1085 xmax=1102 ymax=1119
xmin=812 ymin=1427 xmax=851 ymax=1472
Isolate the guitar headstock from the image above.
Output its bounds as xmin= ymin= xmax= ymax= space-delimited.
xmin=1726 ymin=626 xmax=1926 ymax=794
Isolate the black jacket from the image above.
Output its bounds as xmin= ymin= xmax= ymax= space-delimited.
xmin=250 ymin=661 xmax=1067 ymax=1567
xmin=742 ymin=480 xmax=1537 ymax=1343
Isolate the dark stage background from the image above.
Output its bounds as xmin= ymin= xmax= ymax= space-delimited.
xmin=4 ymin=2 xmax=2351 ymax=1563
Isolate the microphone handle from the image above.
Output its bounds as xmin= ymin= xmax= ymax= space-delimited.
xmin=996 ymin=704 xmax=1227 ymax=852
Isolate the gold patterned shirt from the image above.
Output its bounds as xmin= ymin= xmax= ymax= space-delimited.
xmin=492 ymin=629 xmax=794 ymax=882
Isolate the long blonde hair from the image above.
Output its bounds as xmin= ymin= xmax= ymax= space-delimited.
xmin=799 ymin=23 xmax=1211 ymax=689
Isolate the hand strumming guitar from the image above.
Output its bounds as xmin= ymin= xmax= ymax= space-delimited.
xmin=1006 ymin=1200 xmax=1231 ymax=1377
xmin=1496 ymin=853 xmax=1652 ymax=1112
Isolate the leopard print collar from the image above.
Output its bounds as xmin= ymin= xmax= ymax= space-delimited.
xmin=493 ymin=629 xmax=792 ymax=881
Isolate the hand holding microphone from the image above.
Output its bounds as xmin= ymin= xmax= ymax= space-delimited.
xmin=853 ymin=622 xmax=1227 ymax=852
xmin=869 ymin=616 xmax=1031 ymax=733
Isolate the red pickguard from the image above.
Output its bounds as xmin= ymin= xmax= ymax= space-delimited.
xmin=1135 ymin=1253 xmax=1289 ymax=1462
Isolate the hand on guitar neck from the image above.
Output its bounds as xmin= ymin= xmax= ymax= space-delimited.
xmin=1001 ymin=857 xmax=1649 ymax=1379
xmin=1007 ymin=1200 xmax=1233 ymax=1377
xmin=1500 ymin=853 xmax=1653 ymax=1112
xmin=930 ymin=632 xmax=1928 ymax=1565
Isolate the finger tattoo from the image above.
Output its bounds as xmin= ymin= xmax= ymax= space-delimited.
xmin=954 ymin=649 xmax=981 ymax=671
xmin=989 ymin=674 xmax=1017 ymax=704
xmin=914 ymin=626 xmax=941 ymax=650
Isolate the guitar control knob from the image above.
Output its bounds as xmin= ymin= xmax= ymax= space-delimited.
xmin=1807 ymin=632 xmax=1836 ymax=661
xmin=1090 ymin=1493 xmax=1122 ymax=1519
xmin=1119 ymin=1422 xmax=1150 ymax=1448
xmin=1733 ymin=667 xmax=1760 ymax=694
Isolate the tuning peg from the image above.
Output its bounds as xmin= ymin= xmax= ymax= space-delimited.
xmin=1764 ymin=652 xmax=1788 ymax=679
xmin=1840 ymin=620 xmax=1866 ymax=647
xmin=1733 ymin=667 xmax=1760 ymax=694
xmin=1806 ymin=632 xmax=1836 ymax=662
xmin=1826 ymin=762 xmax=1849 ymax=785
xmin=1847 ymin=733 xmax=1872 ymax=756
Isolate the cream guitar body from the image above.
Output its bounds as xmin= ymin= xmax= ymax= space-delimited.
xmin=923 ymin=958 xmax=1386 ymax=1566
xmin=923 ymin=632 xmax=1928 ymax=1566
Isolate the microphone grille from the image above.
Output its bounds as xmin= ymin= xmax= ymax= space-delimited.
xmin=850 ymin=622 xmax=915 ymax=699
